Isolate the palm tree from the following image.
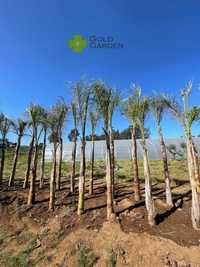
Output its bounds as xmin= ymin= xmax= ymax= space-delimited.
xmin=8 ymin=119 xmax=27 ymax=187
xmin=109 ymin=91 xmax=120 ymax=197
xmin=39 ymin=110 xmax=49 ymax=189
xmin=93 ymin=80 xmax=119 ymax=221
xmin=70 ymin=102 xmax=79 ymax=194
xmin=48 ymin=109 xmax=60 ymax=210
xmin=0 ymin=113 xmax=11 ymax=185
xmin=89 ymin=111 xmax=98 ymax=195
xmin=23 ymin=128 xmax=35 ymax=189
xmin=73 ymin=81 xmax=90 ymax=215
xmin=53 ymin=99 xmax=68 ymax=191
xmin=27 ymin=104 xmax=45 ymax=205
xmin=136 ymin=91 xmax=156 ymax=226
xmin=164 ymin=81 xmax=200 ymax=229
xmin=122 ymin=87 xmax=141 ymax=201
xmin=151 ymin=96 xmax=173 ymax=206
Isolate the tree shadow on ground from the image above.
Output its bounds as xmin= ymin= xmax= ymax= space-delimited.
xmin=155 ymin=190 xmax=191 ymax=225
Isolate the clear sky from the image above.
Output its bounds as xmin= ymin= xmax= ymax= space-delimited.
xmin=1 ymin=0 xmax=200 ymax=143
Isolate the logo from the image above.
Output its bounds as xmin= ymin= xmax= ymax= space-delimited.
xmin=68 ymin=34 xmax=124 ymax=53
xmin=68 ymin=35 xmax=87 ymax=53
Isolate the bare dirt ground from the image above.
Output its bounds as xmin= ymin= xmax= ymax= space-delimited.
xmin=0 ymin=177 xmax=200 ymax=266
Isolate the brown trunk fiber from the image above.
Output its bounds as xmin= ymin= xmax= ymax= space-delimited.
xmin=39 ymin=129 xmax=47 ymax=189
xmin=131 ymin=127 xmax=140 ymax=201
xmin=141 ymin=139 xmax=155 ymax=226
xmin=8 ymin=136 xmax=21 ymax=187
xmin=105 ymin=134 xmax=115 ymax=221
xmin=27 ymin=143 xmax=38 ymax=205
xmin=109 ymin=128 xmax=115 ymax=197
xmin=0 ymin=140 xmax=5 ymax=185
xmin=23 ymin=136 xmax=34 ymax=189
xmin=158 ymin=126 xmax=173 ymax=206
xmin=56 ymin=138 xmax=63 ymax=191
xmin=89 ymin=137 xmax=95 ymax=195
xmin=77 ymin=141 xmax=86 ymax=215
xmin=49 ymin=144 xmax=57 ymax=210
xmin=70 ymin=140 xmax=77 ymax=194
xmin=187 ymin=134 xmax=200 ymax=229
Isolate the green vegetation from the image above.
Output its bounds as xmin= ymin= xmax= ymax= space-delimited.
xmin=77 ymin=243 xmax=98 ymax=267
xmin=0 ymin=251 xmax=30 ymax=267
xmin=3 ymin=149 xmax=189 ymax=183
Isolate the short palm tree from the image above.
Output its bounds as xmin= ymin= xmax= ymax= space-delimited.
xmin=136 ymin=94 xmax=156 ymax=226
xmin=27 ymin=104 xmax=45 ymax=205
xmin=0 ymin=113 xmax=11 ymax=185
xmin=151 ymin=96 xmax=173 ymax=206
xmin=8 ymin=119 xmax=27 ymax=187
xmin=89 ymin=111 xmax=98 ymax=195
xmin=122 ymin=86 xmax=141 ymax=201
xmin=163 ymin=81 xmax=200 ymax=229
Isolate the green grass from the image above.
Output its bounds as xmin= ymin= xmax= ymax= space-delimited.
xmin=3 ymin=148 xmax=189 ymax=182
xmin=77 ymin=243 xmax=98 ymax=267
xmin=0 ymin=251 xmax=31 ymax=267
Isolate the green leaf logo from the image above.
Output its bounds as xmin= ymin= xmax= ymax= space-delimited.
xmin=68 ymin=35 xmax=87 ymax=53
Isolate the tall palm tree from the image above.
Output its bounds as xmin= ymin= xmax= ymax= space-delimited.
xmin=122 ymin=87 xmax=141 ymax=201
xmin=89 ymin=111 xmax=98 ymax=195
xmin=164 ymin=81 xmax=200 ymax=229
xmin=73 ymin=80 xmax=90 ymax=215
xmin=93 ymin=80 xmax=119 ymax=221
xmin=27 ymin=104 xmax=45 ymax=205
xmin=39 ymin=110 xmax=49 ymax=189
xmin=0 ymin=113 xmax=11 ymax=185
xmin=151 ymin=96 xmax=173 ymax=206
xmin=54 ymin=99 xmax=68 ymax=191
xmin=8 ymin=119 xmax=27 ymax=187
xmin=70 ymin=102 xmax=79 ymax=194
xmin=23 ymin=128 xmax=34 ymax=189
xmin=48 ymin=109 xmax=60 ymax=210
xmin=109 ymin=91 xmax=120 ymax=197
xmin=136 ymin=92 xmax=156 ymax=226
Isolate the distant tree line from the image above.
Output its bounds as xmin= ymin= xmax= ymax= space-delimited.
xmin=68 ymin=126 xmax=150 ymax=141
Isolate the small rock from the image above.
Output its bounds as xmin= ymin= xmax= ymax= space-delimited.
xmin=35 ymin=239 xmax=41 ymax=248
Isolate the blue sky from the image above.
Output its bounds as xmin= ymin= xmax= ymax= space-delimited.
xmin=1 ymin=0 xmax=200 ymax=143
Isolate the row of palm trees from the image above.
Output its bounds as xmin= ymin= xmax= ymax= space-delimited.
xmin=0 ymin=80 xmax=200 ymax=230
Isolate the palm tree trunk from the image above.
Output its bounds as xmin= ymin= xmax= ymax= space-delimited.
xmin=77 ymin=140 xmax=86 ymax=215
xmin=109 ymin=128 xmax=115 ymax=197
xmin=105 ymin=134 xmax=115 ymax=221
xmin=158 ymin=126 xmax=173 ymax=206
xmin=70 ymin=140 xmax=77 ymax=194
xmin=49 ymin=144 xmax=57 ymax=210
xmin=186 ymin=134 xmax=200 ymax=229
xmin=23 ymin=136 xmax=34 ymax=189
xmin=8 ymin=136 xmax=21 ymax=187
xmin=89 ymin=136 xmax=95 ymax=195
xmin=56 ymin=137 xmax=63 ymax=191
xmin=131 ymin=126 xmax=140 ymax=201
xmin=39 ymin=129 xmax=47 ymax=189
xmin=27 ymin=143 xmax=38 ymax=205
xmin=141 ymin=138 xmax=155 ymax=226
xmin=0 ymin=139 xmax=6 ymax=185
